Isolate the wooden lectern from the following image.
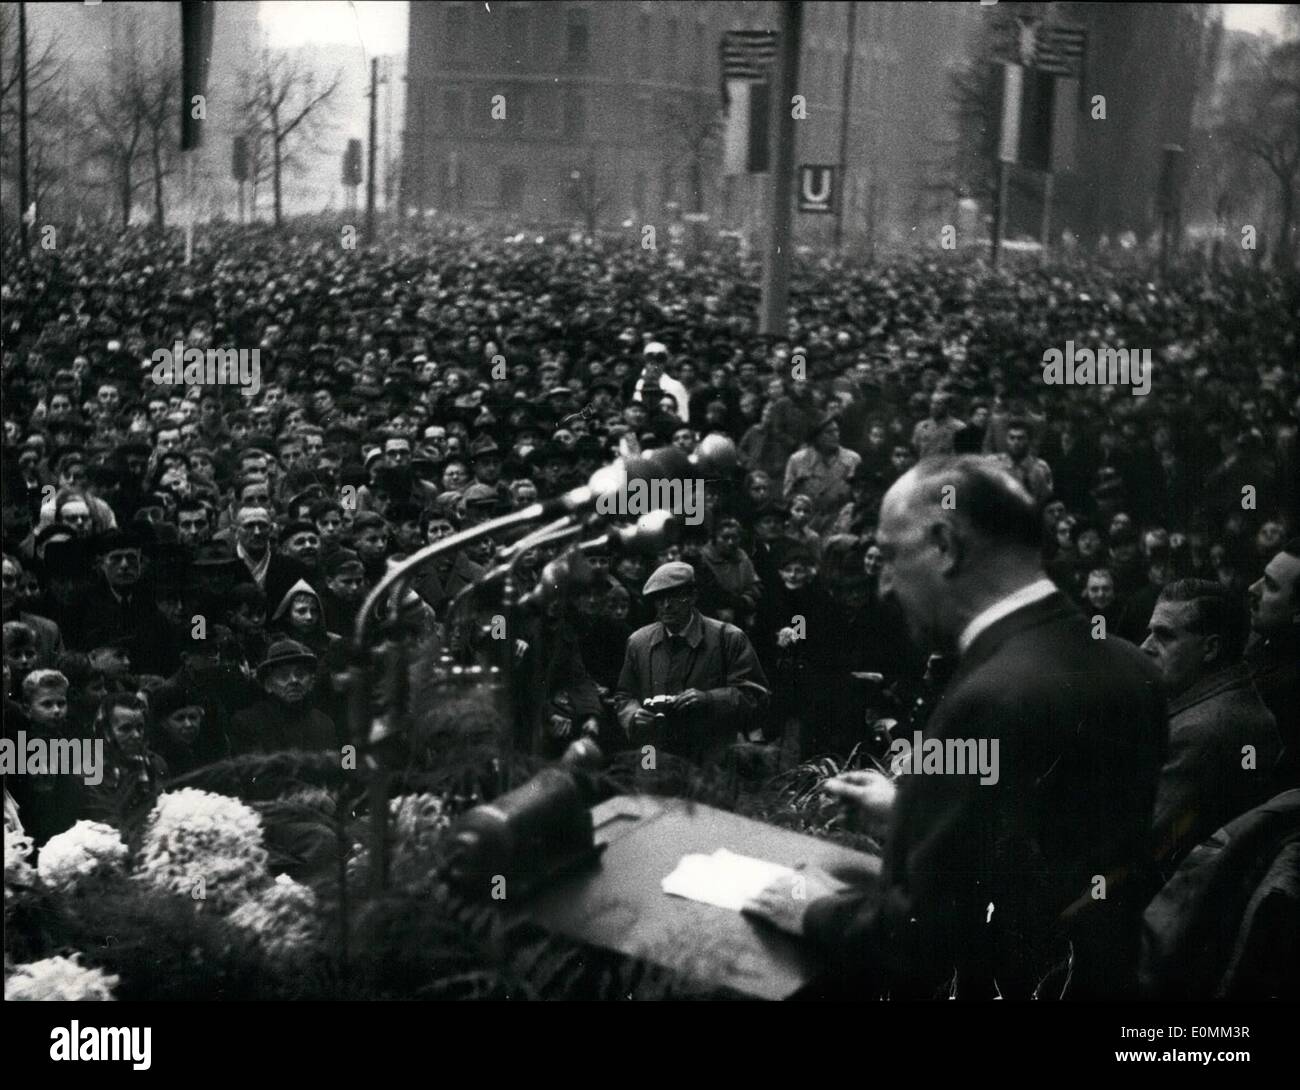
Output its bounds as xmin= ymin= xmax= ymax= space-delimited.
xmin=514 ymin=794 xmax=882 ymax=1000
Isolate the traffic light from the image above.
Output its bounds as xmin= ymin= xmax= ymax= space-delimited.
xmin=343 ymin=139 xmax=363 ymax=187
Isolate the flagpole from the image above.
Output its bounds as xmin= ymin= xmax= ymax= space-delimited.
xmin=185 ymin=152 xmax=195 ymax=266
xmin=1040 ymin=169 xmax=1054 ymax=260
xmin=759 ymin=1 xmax=803 ymax=335
xmin=833 ymin=1 xmax=857 ymax=250
xmin=17 ymin=1 xmax=30 ymax=253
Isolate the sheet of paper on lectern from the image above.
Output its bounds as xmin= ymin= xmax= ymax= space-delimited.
xmin=661 ymin=848 xmax=796 ymax=911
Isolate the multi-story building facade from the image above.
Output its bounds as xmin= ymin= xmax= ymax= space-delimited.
xmin=401 ymin=1 xmax=976 ymax=248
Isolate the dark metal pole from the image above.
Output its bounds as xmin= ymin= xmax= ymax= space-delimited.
xmin=366 ymin=56 xmax=378 ymax=241
xmin=991 ymin=160 xmax=1008 ymax=268
xmin=17 ymin=1 xmax=30 ymax=252
xmin=833 ymin=1 xmax=857 ymax=249
xmin=759 ymin=1 xmax=803 ymax=335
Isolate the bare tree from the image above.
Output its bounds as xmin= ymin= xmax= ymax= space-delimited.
xmin=0 ymin=3 xmax=67 ymax=228
xmin=136 ymin=46 xmax=180 ymax=230
xmin=1216 ymin=35 xmax=1300 ymax=263
xmin=240 ymin=49 xmax=341 ymax=227
xmin=81 ymin=21 xmax=149 ymax=229
xmin=655 ymin=91 xmax=721 ymax=247
xmin=566 ymin=154 xmax=614 ymax=234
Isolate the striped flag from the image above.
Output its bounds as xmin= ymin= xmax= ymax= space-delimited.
xmin=721 ymin=29 xmax=779 ymax=87
xmin=1031 ymin=24 xmax=1087 ymax=78
xmin=720 ymin=29 xmax=778 ymax=175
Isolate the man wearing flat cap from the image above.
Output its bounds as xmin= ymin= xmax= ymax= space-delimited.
xmin=614 ymin=561 xmax=768 ymax=766
xmin=783 ymin=414 xmax=861 ymax=521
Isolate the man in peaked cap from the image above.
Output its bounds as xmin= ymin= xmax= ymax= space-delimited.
xmin=614 ymin=560 xmax=768 ymax=767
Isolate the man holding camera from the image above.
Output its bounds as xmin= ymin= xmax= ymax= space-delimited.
xmin=614 ymin=561 xmax=768 ymax=767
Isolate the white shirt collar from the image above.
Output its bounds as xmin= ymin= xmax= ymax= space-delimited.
xmin=958 ymin=577 xmax=1057 ymax=656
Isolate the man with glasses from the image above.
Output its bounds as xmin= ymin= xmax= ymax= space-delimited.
xmin=614 ymin=561 xmax=768 ymax=766
xmin=632 ymin=341 xmax=689 ymax=423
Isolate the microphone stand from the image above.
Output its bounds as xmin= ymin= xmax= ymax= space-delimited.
xmin=349 ymin=502 xmax=574 ymax=896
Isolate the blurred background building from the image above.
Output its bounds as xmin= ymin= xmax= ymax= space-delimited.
xmin=2 ymin=2 xmax=1292 ymax=258
xmin=400 ymin=1 xmax=977 ymax=249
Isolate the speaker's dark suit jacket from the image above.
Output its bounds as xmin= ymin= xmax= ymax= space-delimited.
xmin=805 ymin=591 xmax=1167 ymax=998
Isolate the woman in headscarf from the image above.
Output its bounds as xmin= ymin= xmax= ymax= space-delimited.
xmin=269 ymin=578 xmax=347 ymax=725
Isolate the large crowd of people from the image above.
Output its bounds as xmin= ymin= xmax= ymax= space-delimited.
xmin=2 ymin=221 xmax=1296 ymax=936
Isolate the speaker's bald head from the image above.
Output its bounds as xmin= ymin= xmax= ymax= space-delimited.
xmin=885 ymin=456 xmax=1041 ymax=552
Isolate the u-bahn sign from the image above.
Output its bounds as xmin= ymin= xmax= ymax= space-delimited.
xmin=797 ymin=164 xmax=837 ymax=214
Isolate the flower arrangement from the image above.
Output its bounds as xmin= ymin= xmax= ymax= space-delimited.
xmin=37 ymin=821 xmax=129 ymax=895
xmin=4 ymin=829 xmax=37 ymax=900
xmin=390 ymin=793 xmax=451 ymax=855
xmin=226 ymin=873 xmax=321 ymax=962
xmin=133 ymin=788 xmax=270 ymax=914
xmin=5 ymin=954 xmax=119 ymax=1001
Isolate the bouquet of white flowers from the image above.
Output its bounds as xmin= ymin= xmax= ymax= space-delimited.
xmin=227 ymin=873 xmax=322 ymax=962
xmin=5 ymin=954 xmax=119 ymax=1001
xmin=37 ymin=821 xmax=129 ymax=895
xmin=4 ymin=830 xmax=37 ymax=900
xmin=134 ymin=789 xmax=270 ymax=913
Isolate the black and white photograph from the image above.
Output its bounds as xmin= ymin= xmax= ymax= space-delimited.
xmin=1 ymin=0 xmax=1296 ymax=1063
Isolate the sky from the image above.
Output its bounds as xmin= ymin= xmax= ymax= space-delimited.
xmin=1221 ymin=3 xmax=1291 ymax=36
xmin=258 ymin=1 xmax=1294 ymax=52
xmin=260 ymin=0 xmax=409 ymax=55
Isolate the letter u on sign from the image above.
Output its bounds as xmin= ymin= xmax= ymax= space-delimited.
xmin=797 ymin=165 xmax=836 ymax=214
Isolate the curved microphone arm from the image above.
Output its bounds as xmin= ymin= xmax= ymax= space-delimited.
xmin=444 ymin=515 xmax=576 ymax=622
xmin=352 ymin=502 xmax=555 ymax=652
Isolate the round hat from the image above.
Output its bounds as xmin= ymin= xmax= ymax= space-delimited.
xmin=642 ymin=560 xmax=695 ymax=597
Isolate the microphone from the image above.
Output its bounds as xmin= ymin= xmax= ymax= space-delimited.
xmin=541 ymin=435 xmax=737 ymax=517
xmin=579 ymin=509 xmax=680 ymax=556
xmin=516 ymin=549 xmax=595 ymax=610
xmin=515 ymin=511 xmax=679 ymax=610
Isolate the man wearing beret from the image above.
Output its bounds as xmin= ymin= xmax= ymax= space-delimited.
xmin=614 ymin=561 xmax=769 ymax=767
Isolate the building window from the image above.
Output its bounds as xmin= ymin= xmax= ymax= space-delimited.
xmin=447 ymin=6 xmax=467 ymax=61
xmin=633 ymin=171 xmax=648 ymax=217
xmin=505 ymin=8 xmax=529 ymax=59
xmin=567 ymin=8 xmax=590 ymax=63
xmin=533 ymin=86 xmax=557 ymax=133
xmin=636 ymin=14 xmax=651 ymax=76
xmin=445 ymin=89 xmax=465 ymax=134
xmin=562 ymin=90 xmax=586 ymax=139
xmin=500 ymin=167 xmax=525 ymax=211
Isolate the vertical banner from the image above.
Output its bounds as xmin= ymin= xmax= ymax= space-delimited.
xmin=998 ymin=63 xmax=1023 ymax=164
xmin=720 ymin=29 xmax=777 ymax=176
xmin=722 ymin=81 xmax=751 ymax=175
xmin=180 ymin=0 xmax=215 ymax=151
xmin=1051 ymin=76 xmax=1079 ymax=172
xmin=1019 ymin=67 xmax=1056 ymax=172
xmin=747 ymin=79 xmax=771 ymax=173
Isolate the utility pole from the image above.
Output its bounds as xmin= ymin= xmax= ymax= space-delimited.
xmin=17 ymin=1 xmax=30 ymax=252
xmin=366 ymin=56 xmax=378 ymax=242
xmin=759 ymin=1 xmax=803 ymax=336
xmin=833 ymin=1 xmax=856 ymax=249
xmin=991 ymin=160 xmax=1008 ymax=267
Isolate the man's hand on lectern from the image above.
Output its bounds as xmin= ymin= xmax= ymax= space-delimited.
xmin=742 ymin=864 xmax=843 ymax=937
xmin=821 ymin=770 xmax=897 ymax=840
